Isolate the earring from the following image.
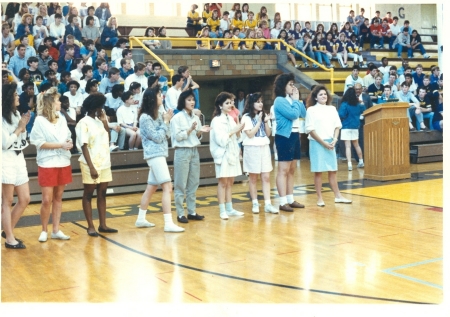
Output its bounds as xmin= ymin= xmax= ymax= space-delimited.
xmin=220 ymin=107 xmax=223 ymax=110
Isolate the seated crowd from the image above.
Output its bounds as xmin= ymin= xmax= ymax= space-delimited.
xmin=342 ymin=58 xmax=443 ymax=132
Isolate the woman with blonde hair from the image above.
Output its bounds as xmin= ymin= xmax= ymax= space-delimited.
xmin=12 ymin=4 xmax=29 ymax=34
xmin=34 ymin=4 xmax=50 ymax=28
xmin=101 ymin=16 xmax=120 ymax=48
xmin=30 ymin=87 xmax=73 ymax=242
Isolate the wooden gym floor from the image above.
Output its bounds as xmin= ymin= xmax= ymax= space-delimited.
xmin=1 ymin=159 xmax=444 ymax=309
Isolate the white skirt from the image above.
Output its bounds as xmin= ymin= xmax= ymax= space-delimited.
xmin=243 ymin=144 xmax=273 ymax=173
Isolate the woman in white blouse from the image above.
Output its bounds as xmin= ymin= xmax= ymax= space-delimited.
xmin=2 ymin=83 xmax=31 ymax=249
xmin=30 ymin=87 xmax=73 ymax=242
xmin=305 ymin=85 xmax=352 ymax=207
xmin=210 ymin=92 xmax=245 ymax=220
xmin=49 ymin=13 xmax=65 ymax=45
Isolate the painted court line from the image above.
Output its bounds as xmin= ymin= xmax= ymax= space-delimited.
xmin=382 ymin=257 xmax=443 ymax=290
xmin=71 ymin=222 xmax=434 ymax=304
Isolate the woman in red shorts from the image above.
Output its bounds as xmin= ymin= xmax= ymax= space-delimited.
xmin=30 ymin=87 xmax=73 ymax=242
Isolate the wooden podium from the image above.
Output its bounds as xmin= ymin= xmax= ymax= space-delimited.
xmin=363 ymin=102 xmax=411 ymax=181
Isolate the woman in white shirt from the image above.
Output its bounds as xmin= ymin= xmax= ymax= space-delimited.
xmin=30 ymin=87 xmax=73 ymax=242
xmin=76 ymin=93 xmax=117 ymax=237
xmin=12 ymin=4 xmax=28 ymax=34
xmin=48 ymin=5 xmax=67 ymax=26
xmin=210 ymin=92 xmax=245 ymax=220
xmin=32 ymin=15 xmax=49 ymax=49
xmin=305 ymin=85 xmax=352 ymax=207
xmin=270 ymin=20 xmax=282 ymax=39
xmin=117 ymin=91 xmax=141 ymax=150
xmin=33 ymin=4 xmax=50 ymax=29
xmin=2 ymin=82 xmax=30 ymax=249
xmin=83 ymin=6 xmax=100 ymax=28
xmin=241 ymin=92 xmax=278 ymax=214
xmin=111 ymin=38 xmax=127 ymax=63
xmin=49 ymin=13 xmax=65 ymax=45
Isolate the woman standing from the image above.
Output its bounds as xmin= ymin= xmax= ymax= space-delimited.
xmin=305 ymin=85 xmax=352 ymax=207
xmin=136 ymin=86 xmax=184 ymax=232
xmin=76 ymin=93 xmax=117 ymax=236
xmin=338 ymin=87 xmax=364 ymax=171
xmin=2 ymin=83 xmax=30 ymax=249
xmin=30 ymin=87 xmax=73 ymax=242
xmin=241 ymin=92 xmax=278 ymax=214
xmin=273 ymin=73 xmax=306 ymax=212
xmin=210 ymin=92 xmax=245 ymax=220
xmin=170 ymin=90 xmax=210 ymax=223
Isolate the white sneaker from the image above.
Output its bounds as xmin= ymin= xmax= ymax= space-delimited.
xmin=226 ymin=209 xmax=244 ymax=216
xmin=357 ymin=162 xmax=365 ymax=168
xmin=274 ymin=153 xmax=278 ymax=161
xmin=133 ymin=147 xmax=139 ymax=150
xmin=423 ymin=54 xmax=430 ymax=59
xmin=135 ymin=219 xmax=155 ymax=228
xmin=252 ymin=203 xmax=260 ymax=214
xmin=220 ymin=211 xmax=229 ymax=220
xmin=109 ymin=145 xmax=119 ymax=152
xmin=51 ymin=230 xmax=70 ymax=240
xmin=335 ymin=197 xmax=352 ymax=204
xmin=264 ymin=204 xmax=279 ymax=214
xmin=348 ymin=164 xmax=353 ymax=171
xmin=359 ymin=47 xmax=363 ymax=51
xmin=164 ymin=223 xmax=185 ymax=232
xmin=38 ymin=231 xmax=48 ymax=242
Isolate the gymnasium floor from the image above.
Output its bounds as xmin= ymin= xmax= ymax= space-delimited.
xmin=1 ymin=159 xmax=445 ymax=314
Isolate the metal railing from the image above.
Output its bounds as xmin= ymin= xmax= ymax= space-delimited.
xmin=128 ymin=36 xmax=336 ymax=93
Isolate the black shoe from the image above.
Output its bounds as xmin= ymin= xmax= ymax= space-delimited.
xmin=177 ymin=216 xmax=189 ymax=223
xmin=5 ymin=241 xmax=26 ymax=249
xmin=409 ymin=127 xmax=416 ymax=132
xmin=420 ymin=127 xmax=430 ymax=132
xmin=98 ymin=227 xmax=118 ymax=233
xmin=87 ymin=229 xmax=99 ymax=237
xmin=2 ymin=231 xmax=23 ymax=243
xmin=187 ymin=214 xmax=205 ymax=220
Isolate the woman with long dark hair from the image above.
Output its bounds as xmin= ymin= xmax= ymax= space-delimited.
xmin=305 ymin=86 xmax=351 ymax=207
xmin=338 ymin=87 xmax=365 ymax=171
xmin=241 ymin=92 xmax=278 ymax=214
xmin=210 ymin=91 xmax=245 ymax=219
xmin=273 ymin=73 xmax=306 ymax=212
xmin=30 ymin=87 xmax=73 ymax=242
xmin=2 ymin=83 xmax=31 ymax=249
xmin=136 ymin=87 xmax=184 ymax=232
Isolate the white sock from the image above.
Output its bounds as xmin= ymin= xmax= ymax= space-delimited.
xmin=265 ymin=200 xmax=271 ymax=206
xmin=252 ymin=199 xmax=258 ymax=205
xmin=138 ymin=208 xmax=147 ymax=221
xmin=279 ymin=196 xmax=287 ymax=205
xmin=348 ymin=162 xmax=352 ymax=166
xmin=286 ymin=194 xmax=294 ymax=204
xmin=163 ymin=213 xmax=173 ymax=225
xmin=359 ymin=159 xmax=364 ymax=164
xmin=219 ymin=203 xmax=226 ymax=213
xmin=225 ymin=202 xmax=233 ymax=211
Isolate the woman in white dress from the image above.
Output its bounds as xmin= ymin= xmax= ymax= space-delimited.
xmin=305 ymin=85 xmax=352 ymax=207
xmin=210 ymin=92 xmax=245 ymax=220
xmin=30 ymin=87 xmax=73 ymax=242
xmin=2 ymin=83 xmax=31 ymax=249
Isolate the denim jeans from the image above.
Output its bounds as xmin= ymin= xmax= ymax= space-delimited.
xmin=26 ymin=111 xmax=35 ymax=134
xmin=314 ymin=51 xmax=331 ymax=66
xmin=101 ymin=37 xmax=118 ymax=48
xmin=174 ymin=147 xmax=200 ymax=216
xmin=382 ymin=36 xmax=395 ymax=49
xmin=300 ymin=50 xmax=315 ymax=65
xmin=110 ymin=123 xmax=126 ymax=149
xmin=370 ymin=35 xmax=382 ymax=48
xmin=407 ymin=105 xmax=423 ymax=124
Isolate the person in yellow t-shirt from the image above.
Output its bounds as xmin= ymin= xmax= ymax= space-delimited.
xmin=187 ymin=4 xmax=202 ymax=33
xmin=241 ymin=29 xmax=255 ymax=50
xmin=196 ymin=27 xmax=211 ymax=50
xmin=202 ymin=4 xmax=212 ymax=24
xmin=206 ymin=10 xmax=221 ymax=38
xmin=254 ymin=29 xmax=266 ymax=51
xmin=215 ymin=30 xmax=233 ymax=50
xmin=244 ymin=11 xmax=257 ymax=31
xmin=231 ymin=28 xmax=242 ymax=50
xmin=230 ymin=10 xmax=245 ymax=38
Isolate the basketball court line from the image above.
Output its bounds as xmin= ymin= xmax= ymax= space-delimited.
xmin=71 ymin=221 xmax=434 ymax=304
xmin=382 ymin=258 xmax=443 ymax=290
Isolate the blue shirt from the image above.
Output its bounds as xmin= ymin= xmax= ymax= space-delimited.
xmin=93 ymin=69 xmax=107 ymax=82
xmin=119 ymin=68 xmax=134 ymax=80
xmin=274 ymin=96 xmax=306 ymax=138
xmin=7 ymin=55 xmax=28 ymax=77
xmin=338 ymin=101 xmax=363 ymax=129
